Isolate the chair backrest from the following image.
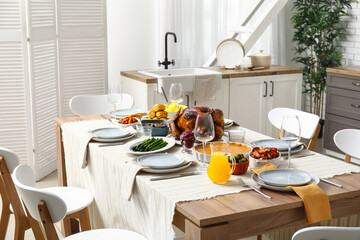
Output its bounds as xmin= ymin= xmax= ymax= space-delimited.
xmin=292 ymin=226 xmax=360 ymax=240
xmin=0 ymin=147 xmax=19 ymax=174
xmin=268 ymin=108 xmax=321 ymax=150
xmin=12 ymin=165 xmax=67 ymax=223
xmin=334 ymin=129 xmax=360 ymax=162
xmin=69 ymin=94 xmax=134 ymax=116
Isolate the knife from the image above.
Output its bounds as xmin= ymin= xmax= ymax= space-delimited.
xmin=150 ymin=172 xmax=201 ymax=181
xmin=320 ymin=178 xmax=343 ymax=188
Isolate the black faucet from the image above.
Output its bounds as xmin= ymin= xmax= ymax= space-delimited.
xmin=158 ymin=32 xmax=177 ymax=69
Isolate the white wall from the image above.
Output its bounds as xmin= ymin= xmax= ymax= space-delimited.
xmin=107 ymin=0 xmax=157 ymax=86
xmin=340 ymin=2 xmax=360 ymax=66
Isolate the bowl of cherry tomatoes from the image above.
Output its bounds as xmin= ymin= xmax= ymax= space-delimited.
xmin=249 ymin=147 xmax=281 ymax=168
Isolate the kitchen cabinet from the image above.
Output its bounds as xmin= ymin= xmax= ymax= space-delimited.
xmin=324 ymin=67 xmax=360 ymax=154
xmin=229 ymin=74 xmax=302 ymax=136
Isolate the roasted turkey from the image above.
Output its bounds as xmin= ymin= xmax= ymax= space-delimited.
xmin=170 ymin=106 xmax=224 ymax=140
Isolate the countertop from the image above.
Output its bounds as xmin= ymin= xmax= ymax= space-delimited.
xmin=327 ymin=66 xmax=360 ymax=77
xmin=121 ymin=65 xmax=303 ymax=84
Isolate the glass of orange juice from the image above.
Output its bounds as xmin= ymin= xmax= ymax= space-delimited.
xmin=207 ymin=142 xmax=236 ymax=184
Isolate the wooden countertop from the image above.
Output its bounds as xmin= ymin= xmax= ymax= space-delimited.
xmin=327 ymin=66 xmax=360 ymax=77
xmin=121 ymin=65 xmax=303 ymax=83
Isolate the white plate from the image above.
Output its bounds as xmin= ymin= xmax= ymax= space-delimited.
xmin=224 ymin=118 xmax=234 ymax=129
xmin=123 ymin=137 xmax=175 ymax=155
xmin=258 ymin=169 xmax=312 ymax=187
xmin=137 ymin=154 xmax=184 ymax=169
xmin=252 ymin=173 xmax=319 ymax=192
xmin=141 ymin=161 xmax=192 ymax=174
xmin=92 ymin=133 xmax=135 ymax=143
xmin=110 ymin=109 xmax=146 ymax=118
xmin=90 ymin=128 xmax=130 ymax=139
xmin=216 ymin=38 xmax=245 ymax=69
xmin=250 ymin=139 xmax=304 ymax=154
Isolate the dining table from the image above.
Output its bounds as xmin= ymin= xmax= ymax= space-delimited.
xmin=54 ymin=115 xmax=360 ymax=240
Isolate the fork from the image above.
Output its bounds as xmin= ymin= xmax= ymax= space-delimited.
xmin=237 ymin=177 xmax=272 ymax=199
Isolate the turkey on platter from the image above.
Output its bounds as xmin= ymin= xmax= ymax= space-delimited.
xmin=169 ymin=105 xmax=224 ymax=140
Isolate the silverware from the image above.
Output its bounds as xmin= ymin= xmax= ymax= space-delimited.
xmin=320 ymin=178 xmax=343 ymax=188
xmin=150 ymin=172 xmax=201 ymax=181
xmin=101 ymin=114 xmax=113 ymax=123
xmin=98 ymin=142 xmax=125 ymax=147
xmin=237 ymin=177 xmax=272 ymax=199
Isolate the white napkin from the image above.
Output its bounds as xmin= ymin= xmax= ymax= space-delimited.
xmin=121 ymin=159 xmax=198 ymax=201
xmin=194 ymin=74 xmax=221 ymax=102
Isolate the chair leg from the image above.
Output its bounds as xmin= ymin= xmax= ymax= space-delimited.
xmin=0 ymin=203 xmax=11 ymax=240
xmin=62 ymin=216 xmax=73 ymax=237
xmin=78 ymin=208 xmax=91 ymax=232
xmin=25 ymin=206 xmax=46 ymax=240
xmin=14 ymin=218 xmax=27 ymax=240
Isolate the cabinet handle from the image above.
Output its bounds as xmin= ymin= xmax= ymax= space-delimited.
xmin=270 ymin=81 xmax=274 ymax=97
xmin=351 ymin=103 xmax=360 ymax=108
xmin=352 ymin=82 xmax=360 ymax=86
xmin=263 ymin=81 xmax=267 ymax=97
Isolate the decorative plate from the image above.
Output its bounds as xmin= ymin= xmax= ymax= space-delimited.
xmin=216 ymin=38 xmax=245 ymax=69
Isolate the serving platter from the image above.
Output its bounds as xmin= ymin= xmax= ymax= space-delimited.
xmin=123 ymin=137 xmax=175 ymax=155
xmin=137 ymin=154 xmax=184 ymax=169
xmin=258 ymin=169 xmax=312 ymax=187
xmin=252 ymin=173 xmax=319 ymax=192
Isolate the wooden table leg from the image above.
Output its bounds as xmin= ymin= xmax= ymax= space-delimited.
xmin=185 ymin=219 xmax=229 ymax=240
xmin=56 ymin=124 xmax=67 ymax=187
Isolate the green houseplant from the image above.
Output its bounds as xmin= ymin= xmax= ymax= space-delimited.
xmin=292 ymin=0 xmax=356 ymax=120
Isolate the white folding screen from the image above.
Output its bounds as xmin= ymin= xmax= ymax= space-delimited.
xmin=0 ymin=0 xmax=34 ymax=166
xmin=0 ymin=0 xmax=107 ymax=180
xmin=57 ymin=0 xmax=108 ymax=117
xmin=27 ymin=0 xmax=59 ymax=179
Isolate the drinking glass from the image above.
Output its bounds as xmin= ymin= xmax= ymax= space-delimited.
xmin=107 ymin=82 xmax=122 ymax=111
xmin=194 ymin=113 xmax=215 ymax=165
xmin=169 ymin=83 xmax=184 ymax=111
xmin=280 ymin=114 xmax=301 ymax=168
xmin=228 ymin=129 xmax=246 ymax=143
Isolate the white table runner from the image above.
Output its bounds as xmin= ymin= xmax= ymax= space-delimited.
xmin=62 ymin=120 xmax=360 ymax=240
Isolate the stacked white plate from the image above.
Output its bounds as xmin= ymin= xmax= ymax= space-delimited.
xmin=90 ymin=128 xmax=135 ymax=142
xmin=252 ymin=169 xmax=319 ymax=192
xmin=135 ymin=154 xmax=192 ymax=173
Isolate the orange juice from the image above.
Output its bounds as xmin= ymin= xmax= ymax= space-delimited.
xmin=207 ymin=152 xmax=232 ymax=184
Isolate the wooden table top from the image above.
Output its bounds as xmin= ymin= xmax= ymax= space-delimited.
xmin=327 ymin=66 xmax=360 ymax=77
xmin=55 ymin=115 xmax=360 ymax=238
xmin=120 ymin=65 xmax=303 ymax=84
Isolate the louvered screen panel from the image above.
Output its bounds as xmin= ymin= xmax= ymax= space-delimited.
xmin=28 ymin=0 xmax=58 ymax=180
xmin=0 ymin=0 xmax=33 ymax=166
xmin=57 ymin=0 xmax=107 ymax=117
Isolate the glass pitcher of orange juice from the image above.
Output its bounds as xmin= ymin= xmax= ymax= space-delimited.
xmin=207 ymin=142 xmax=235 ymax=184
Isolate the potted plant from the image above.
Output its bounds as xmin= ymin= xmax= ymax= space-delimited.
xmin=291 ymin=0 xmax=356 ymax=134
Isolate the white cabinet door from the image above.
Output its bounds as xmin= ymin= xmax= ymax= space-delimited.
xmin=266 ymin=74 xmax=302 ymax=136
xmin=229 ymin=76 xmax=268 ymax=133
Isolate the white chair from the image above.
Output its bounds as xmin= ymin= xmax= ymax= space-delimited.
xmin=268 ymin=107 xmax=321 ymax=150
xmin=13 ymin=164 xmax=147 ymax=240
xmin=292 ymin=226 xmax=360 ymax=240
xmin=69 ymin=94 xmax=134 ymax=116
xmin=0 ymin=147 xmax=94 ymax=237
xmin=334 ymin=129 xmax=360 ymax=163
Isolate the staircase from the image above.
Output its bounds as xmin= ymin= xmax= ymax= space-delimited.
xmin=203 ymin=0 xmax=289 ymax=67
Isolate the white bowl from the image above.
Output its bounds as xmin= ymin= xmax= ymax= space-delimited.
xmin=115 ymin=117 xmax=140 ymax=129
xmin=249 ymin=152 xmax=281 ymax=168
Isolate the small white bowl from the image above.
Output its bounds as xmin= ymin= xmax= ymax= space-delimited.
xmin=249 ymin=152 xmax=281 ymax=168
xmin=116 ymin=117 xmax=140 ymax=129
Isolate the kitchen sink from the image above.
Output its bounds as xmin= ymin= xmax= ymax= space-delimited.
xmin=138 ymin=68 xmax=221 ymax=93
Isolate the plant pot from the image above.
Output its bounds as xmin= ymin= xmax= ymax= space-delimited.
xmin=230 ymin=159 xmax=249 ymax=175
xmin=318 ymin=119 xmax=325 ymax=139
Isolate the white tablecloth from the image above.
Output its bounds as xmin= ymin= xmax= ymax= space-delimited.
xmin=61 ymin=120 xmax=360 ymax=240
